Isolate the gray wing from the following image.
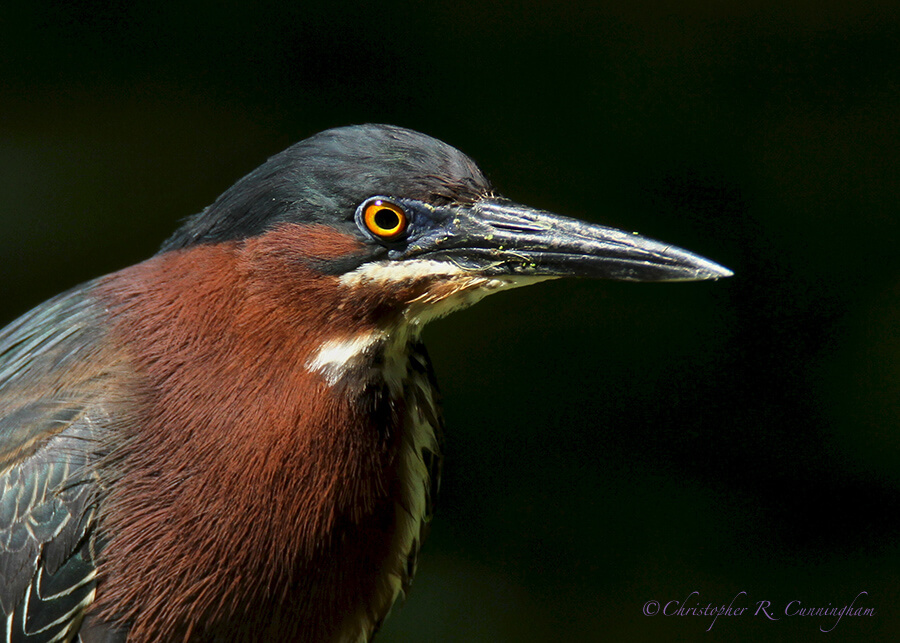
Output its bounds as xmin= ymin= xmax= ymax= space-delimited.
xmin=0 ymin=286 xmax=127 ymax=642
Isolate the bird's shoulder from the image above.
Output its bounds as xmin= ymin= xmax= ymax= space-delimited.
xmin=0 ymin=283 xmax=129 ymax=469
xmin=0 ymin=283 xmax=128 ymax=641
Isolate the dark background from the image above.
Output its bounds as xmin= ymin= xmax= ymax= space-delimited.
xmin=2 ymin=1 xmax=899 ymax=640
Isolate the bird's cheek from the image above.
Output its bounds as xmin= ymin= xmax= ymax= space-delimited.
xmin=242 ymin=223 xmax=369 ymax=273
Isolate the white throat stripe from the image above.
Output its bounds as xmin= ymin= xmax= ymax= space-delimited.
xmin=339 ymin=259 xmax=466 ymax=287
xmin=307 ymin=331 xmax=385 ymax=385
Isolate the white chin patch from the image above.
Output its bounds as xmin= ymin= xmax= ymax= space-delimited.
xmin=406 ymin=273 xmax=552 ymax=326
xmin=339 ymin=258 xmax=553 ymax=323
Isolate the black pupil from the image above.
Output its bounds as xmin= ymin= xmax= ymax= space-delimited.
xmin=374 ymin=208 xmax=400 ymax=231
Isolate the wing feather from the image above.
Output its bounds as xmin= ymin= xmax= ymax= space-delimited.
xmin=0 ymin=285 xmax=124 ymax=641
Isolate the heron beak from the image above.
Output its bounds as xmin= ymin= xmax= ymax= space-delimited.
xmin=408 ymin=198 xmax=732 ymax=282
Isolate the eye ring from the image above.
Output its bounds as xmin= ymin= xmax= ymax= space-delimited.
xmin=362 ymin=199 xmax=408 ymax=240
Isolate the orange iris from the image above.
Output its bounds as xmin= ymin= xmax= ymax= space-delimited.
xmin=363 ymin=199 xmax=408 ymax=239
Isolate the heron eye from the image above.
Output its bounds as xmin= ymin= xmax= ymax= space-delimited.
xmin=363 ymin=199 xmax=408 ymax=239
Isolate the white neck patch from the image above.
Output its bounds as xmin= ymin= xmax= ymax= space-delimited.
xmin=306 ymin=329 xmax=386 ymax=386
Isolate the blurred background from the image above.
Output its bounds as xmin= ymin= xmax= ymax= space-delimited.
xmin=2 ymin=1 xmax=899 ymax=640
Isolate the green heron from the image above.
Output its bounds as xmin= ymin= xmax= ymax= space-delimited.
xmin=0 ymin=124 xmax=730 ymax=642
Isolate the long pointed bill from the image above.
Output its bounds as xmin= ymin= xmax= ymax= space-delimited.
xmin=407 ymin=198 xmax=733 ymax=282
